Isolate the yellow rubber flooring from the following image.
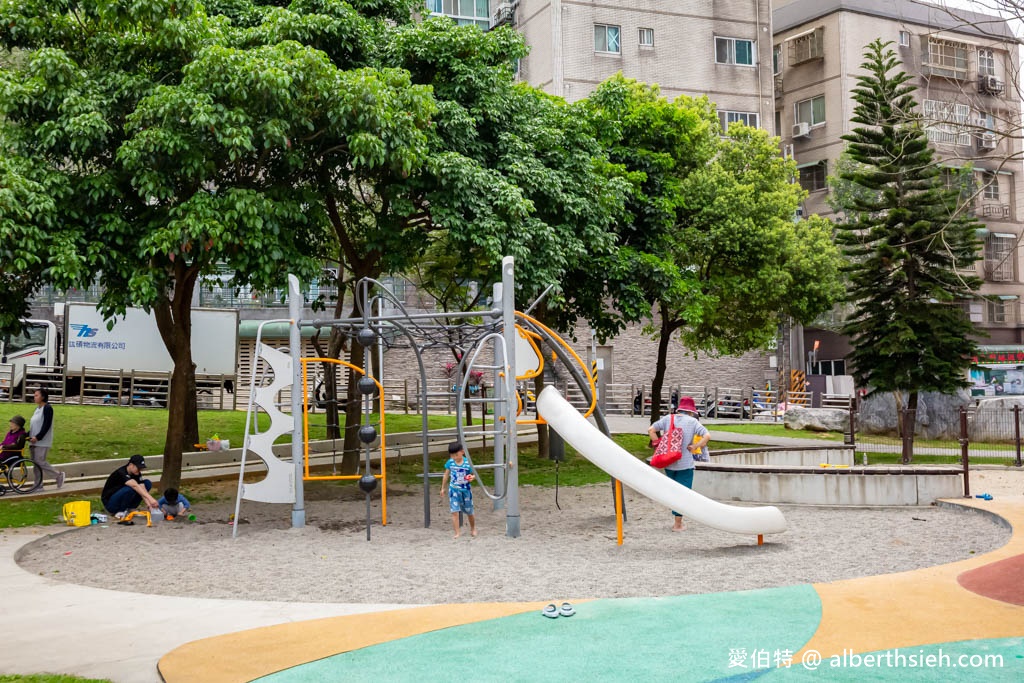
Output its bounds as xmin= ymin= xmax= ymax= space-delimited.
xmin=795 ymin=496 xmax=1024 ymax=661
xmin=158 ymin=601 xmax=552 ymax=683
xmin=159 ymin=497 xmax=1024 ymax=682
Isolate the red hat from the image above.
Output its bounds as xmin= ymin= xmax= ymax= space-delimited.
xmin=676 ymin=396 xmax=699 ymax=415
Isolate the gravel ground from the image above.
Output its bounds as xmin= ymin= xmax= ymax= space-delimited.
xmin=17 ymin=480 xmax=1011 ymax=605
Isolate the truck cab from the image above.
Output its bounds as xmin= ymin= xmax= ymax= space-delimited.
xmin=0 ymin=320 xmax=59 ymax=398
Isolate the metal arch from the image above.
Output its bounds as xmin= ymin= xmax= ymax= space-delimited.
xmin=455 ymin=331 xmax=513 ymax=502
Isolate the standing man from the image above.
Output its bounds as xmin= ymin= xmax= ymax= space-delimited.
xmin=102 ymin=454 xmax=160 ymax=518
xmin=28 ymin=388 xmax=63 ymax=489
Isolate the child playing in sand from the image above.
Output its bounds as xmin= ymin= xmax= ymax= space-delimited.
xmin=157 ymin=487 xmax=192 ymax=520
xmin=440 ymin=442 xmax=477 ymax=538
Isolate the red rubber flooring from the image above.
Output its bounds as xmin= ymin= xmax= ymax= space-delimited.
xmin=957 ymin=552 xmax=1024 ymax=606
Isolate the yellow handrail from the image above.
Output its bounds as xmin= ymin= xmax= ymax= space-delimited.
xmin=300 ymin=357 xmax=387 ymax=526
xmin=514 ymin=311 xmax=598 ymax=421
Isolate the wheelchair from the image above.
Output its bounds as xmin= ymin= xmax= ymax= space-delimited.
xmin=0 ymin=452 xmax=43 ymax=495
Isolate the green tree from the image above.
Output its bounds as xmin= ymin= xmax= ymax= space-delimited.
xmin=0 ymin=1 xmax=433 ymax=487
xmin=834 ymin=40 xmax=981 ymax=460
xmin=584 ymin=75 xmax=842 ymax=421
xmin=263 ymin=10 xmax=630 ymax=468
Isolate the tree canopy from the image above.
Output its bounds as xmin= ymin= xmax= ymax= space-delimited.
xmin=583 ymin=75 xmax=843 ymax=420
xmin=834 ymin=40 xmax=982 ymax=458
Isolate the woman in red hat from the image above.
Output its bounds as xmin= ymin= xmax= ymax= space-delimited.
xmin=647 ymin=396 xmax=711 ymax=531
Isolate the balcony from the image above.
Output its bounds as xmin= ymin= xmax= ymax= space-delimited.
xmin=787 ymin=27 xmax=824 ymax=65
xmin=981 ymin=203 xmax=1011 ymax=220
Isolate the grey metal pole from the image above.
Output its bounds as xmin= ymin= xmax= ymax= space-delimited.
xmin=288 ymin=275 xmax=305 ymax=529
xmin=492 ymin=282 xmax=506 ymax=512
xmin=501 ymin=257 xmax=520 ymax=537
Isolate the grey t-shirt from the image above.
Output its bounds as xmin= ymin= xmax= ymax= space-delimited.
xmin=651 ymin=413 xmax=709 ymax=470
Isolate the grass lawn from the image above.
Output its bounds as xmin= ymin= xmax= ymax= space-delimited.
xmin=388 ymin=434 xmax=753 ymax=488
xmin=0 ymin=676 xmax=112 ymax=683
xmin=0 ymin=404 xmax=458 ymax=464
xmin=711 ymin=422 xmax=1023 ymax=453
xmin=0 ymin=494 xmax=105 ymax=528
xmin=0 ymin=479 xmax=233 ymax=529
xmin=711 ymin=423 xmax=844 ymax=440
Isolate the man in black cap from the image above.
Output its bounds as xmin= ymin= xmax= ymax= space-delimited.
xmin=101 ymin=454 xmax=159 ymax=518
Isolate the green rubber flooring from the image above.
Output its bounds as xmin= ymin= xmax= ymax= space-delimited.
xmin=257 ymin=585 xmax=822 ymax=682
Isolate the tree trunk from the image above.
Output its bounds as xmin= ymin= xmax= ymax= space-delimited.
xmin=342 ymin=330 xmax=365 ymax=474
xmin=903 ymin=390 xmax=919 ymax=464
xmin=153 ymin=265 xmax=200 ymax=491
xmin=534 ymin=371 xmax=548 ymax=460
xmin=319 ymin=326 xmax=347 ymax=441
xmin=650 ymin=306 xmax=674 ymax=424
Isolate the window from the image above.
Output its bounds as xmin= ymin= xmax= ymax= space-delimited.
xmin=982 ymin=172 xmax=1000 ymax=200
xmin=978 ymin=49 xmax=996 ymax=77
xmin=427 ymin=0 xmax=490 ymax=30
xmin=985 ymin=234 xmax=1015 ymax=282
xmin=773 ymin=45 xmax=782 ymax=75
xmin=959 ymin=299 xmax=983 ymax=322
xmin=942 ymin=167 xmax=976 ymax=206
xmin=1 ymin=323 xmax=48 ymax=356
xmin=922 ymin=99 xmax=972 ymax=146
xmin=595 ymin=24 xmax=621 ymax=54
xmin=898 ymin=30 xmax=910 ymax=47
xmin=775 ymin=110 xmax=782 ymax=136
xmin=716 ymin=37 xmax=755 ymax=66
xmin=926 ymin=38 xmax=969 ymax=78
xmin=639 ymin=27 xmax=654 ymax=47
xmin=795 ymin=95 xmax=826 ymax=127
xmin=988 ymin=299 xmax=1012 ymax=323
xmin=788 ymin=27 xmax=824 ymax=65
xmin=798 ymin=162 xmax=827 ymax=192
xmin=718 ymin=111 xmax=759 ymax=132
xmin=809 ymin=359 xmax=846 ymax=376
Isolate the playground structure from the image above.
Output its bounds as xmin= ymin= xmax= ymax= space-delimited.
xmin=231 ymin=256 xmax=788 ymax=543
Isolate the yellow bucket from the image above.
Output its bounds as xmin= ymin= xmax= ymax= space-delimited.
xmin=62 ymin=501 xmax=91 ymax=527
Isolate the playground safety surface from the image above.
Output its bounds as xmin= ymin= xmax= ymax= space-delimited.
xmin=159 ymin=496 xmax=1024 ymax=682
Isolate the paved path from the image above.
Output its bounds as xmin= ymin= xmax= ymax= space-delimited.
xmin=0 ymin=527 xmax=406 ymax=683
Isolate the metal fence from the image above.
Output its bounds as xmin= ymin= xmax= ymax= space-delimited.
xmin=0 ymin=364 xmax=237 ymax=410
xmin=612 ymin=383 xmax=851 ymax=420
xmin=852 ymin=404 xmax=1024 ymax=467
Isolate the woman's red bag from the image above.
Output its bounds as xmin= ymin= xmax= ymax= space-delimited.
xmin=650 ymin=415 xmax=684 ymax=468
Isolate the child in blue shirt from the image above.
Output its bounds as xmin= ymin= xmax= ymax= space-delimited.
xmin=157 ymin=487 xmax=192 ymax=520
xmin=440 ymin=442 xmax=477 ymax=538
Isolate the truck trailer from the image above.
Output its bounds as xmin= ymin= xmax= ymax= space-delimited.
xmin=1 ymin=305 xmax=238 ymax=403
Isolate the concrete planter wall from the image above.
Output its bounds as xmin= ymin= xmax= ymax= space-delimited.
xmin=713 ymin=446 xmax=854 ymax=467
xmin=694 ymin=464 xmax=962 ymax=506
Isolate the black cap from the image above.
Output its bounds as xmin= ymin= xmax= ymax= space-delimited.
xmin=10 ymin=415 xmax=25 ymax=428
xmin=448 ymin=442 xmax=464 ymax=454
xmin=129 ymin=454 xmax=147 ymax=469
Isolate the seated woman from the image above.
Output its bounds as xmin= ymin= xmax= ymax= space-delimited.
xmin=1 ymin=415 xmax=28 ymax=463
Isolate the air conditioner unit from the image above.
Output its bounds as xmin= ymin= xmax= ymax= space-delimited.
xmin=978 ymin=132 xmax=998 ymax=150
xmin=491 ymin=2 xmax=516 ymax=28
xmin=980 ymin=75 xmax=1004 ymax=94
xmin=792 ymin=122 xmax=811 ymax=138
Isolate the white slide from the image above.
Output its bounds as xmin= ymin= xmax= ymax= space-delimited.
xmin=536 ymin=386 xmax=787 ymax=535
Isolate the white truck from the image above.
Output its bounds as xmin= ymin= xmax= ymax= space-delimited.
xmin=0 ymin=304 xmax=238 ymax=402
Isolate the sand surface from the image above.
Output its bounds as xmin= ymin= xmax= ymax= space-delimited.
xmin=17 ymin=474 xmax=1015 ymax=605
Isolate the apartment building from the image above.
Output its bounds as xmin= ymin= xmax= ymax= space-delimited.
xmin=418 ymin=1 xmax=787 ymax=392
xmin=430 ymin=1 xmax=776 ymax=131
xmin=774 ymin=0 xmax=1024 ymax=388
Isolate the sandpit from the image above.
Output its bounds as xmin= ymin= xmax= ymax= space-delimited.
xmin=17 ymin=477 xmax=1012 ymax=605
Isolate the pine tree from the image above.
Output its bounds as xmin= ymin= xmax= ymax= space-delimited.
xmin=835 ymin=40 xmax=981 ymax=461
